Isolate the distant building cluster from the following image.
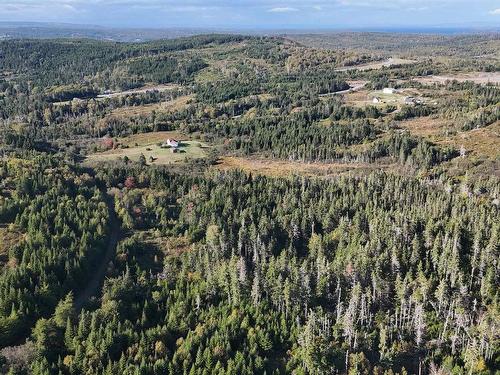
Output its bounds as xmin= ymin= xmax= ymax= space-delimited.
xmin=372 ymin=88 xmax=425 ymax=106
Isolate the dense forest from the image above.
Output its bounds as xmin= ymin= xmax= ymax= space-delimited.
xmin=3 ymin=166 xmax=499 ymax=374
xmin=0 ymin=157 xmax=111 ymax=347
xmin=0 ymin=33 xmax=498 ymax=374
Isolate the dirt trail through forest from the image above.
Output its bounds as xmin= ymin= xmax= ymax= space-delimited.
xmin=74 ymin=196 xmax=120 ymax=311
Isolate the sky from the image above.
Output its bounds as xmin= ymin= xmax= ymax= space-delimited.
xmin=1 ymin=0 xmax=500 ymax=30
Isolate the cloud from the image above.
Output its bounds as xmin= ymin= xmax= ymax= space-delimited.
xmin=490 ymin=8 xmax=500 ymax=15
xmin=62 ymin=4 xmax=77 ymax=11
xmin=337 ymin=0 xmax=473 ymax=10
xmin=409 ymin=6 xmax=429 ymax=11
xmin=268 ymin=7 xmax=299 ymax=12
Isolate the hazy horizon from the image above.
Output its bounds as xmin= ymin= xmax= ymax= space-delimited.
xmin=1 ymin=0 xmax=499 ymax=30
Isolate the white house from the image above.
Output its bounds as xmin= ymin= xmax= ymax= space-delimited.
xmin=166 ymin=139 xmax=179 ymax=148
xmin=383 ymin=88 xmax=396 ymax=94
xmin=372 ymin=97 xmax=381 ymax=104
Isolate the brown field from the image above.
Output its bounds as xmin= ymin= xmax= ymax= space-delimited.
xmin=438 ymin=122 xmax=500 ymax=159
xmin=335 ymin=58 xmax=416 ymax=72
xmin=343 ymin=90 xmax=372 ymax=106
xmin=399 ymin=116 xmax=499 ymax=159
xmin=413 ymin=72 xmax=500 ymax=85
xmin=216 ymin=156 xmax=393 ymax=177
xmin=438 ymin=122 xmax=500 ymax=178
xmin=398 ymin=116 xmax=453 ymax=138
xmin=0 ymin=225 xmax=23 ymax=269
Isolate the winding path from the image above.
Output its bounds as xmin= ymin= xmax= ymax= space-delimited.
xmin=74 ymin=196 xmax=120 ymax=311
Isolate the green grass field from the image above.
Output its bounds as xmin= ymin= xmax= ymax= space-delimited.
xmin=368 ymin=90 xmax=407 ymax=104
xmin=86 ymin=132 xmax=208 ymax=165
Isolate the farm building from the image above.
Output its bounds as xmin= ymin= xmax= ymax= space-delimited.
xmin=383 ymin=88 xmax=396 ymax=94
xmin=162 ymin=138 xmax=179 ymax=148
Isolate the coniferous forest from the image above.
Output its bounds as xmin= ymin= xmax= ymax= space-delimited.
xmin=0 ymin=32 xmax=499 ymax=374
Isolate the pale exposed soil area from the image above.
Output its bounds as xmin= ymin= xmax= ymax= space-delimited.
xmin=335 ymin=57 xmax=416 ymax=72
xmin=413 ymin=72 xmax=500 ymax=85
xmin=97 ymin=84 xmax=181 ymax=99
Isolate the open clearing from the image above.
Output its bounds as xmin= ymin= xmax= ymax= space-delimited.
xmin=343 ymin=89 xmax=373 ymax=106
xmin=400 ymin=116 xmax=499 ymax=159
xmin=437 ymin=122 xmax=500 ymax=159
xmin=216 ymin=156 xmax=393 ymax=177
xmin=97 ymin=84 xmax=181 ymax=99
xmin=413 ymin=72 xmax=500 ymax=85
xmin=86 ymin=131 xmax=208 ymax=165
xmin=86 ymin=142 xmax=207 ymax=165
xmin=368 ymin=90 xmax=406 ymax=104
xmin=109 ymin=94 xmax=192 ymax=117
xmin=398 ymin=116 xmax=453 ymax=138
xmin=345 ymin=88 xmax=423 ymax=107
xmin=114 ymin=131 xmax=185 ymax=147
xmin=0 ymin=225 xmax=23 ymax=269
xmin=335 ymin=57 xmax=416 ymax=72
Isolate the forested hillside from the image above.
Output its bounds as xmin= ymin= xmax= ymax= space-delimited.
xmin=0 ymin=34 xmax=498 ymax=374
xmin=0 ymin=158 xmax=110 ymax=346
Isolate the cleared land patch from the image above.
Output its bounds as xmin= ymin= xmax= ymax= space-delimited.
xmin=345 ymin=88 xmax=425 ymax=107
xmin=96 ymin=84 xmax=181 ymax=99
xmin=0 ymin=225 xmax=23 ymax=270
xmin=413 ymin=72 xmax=500 ymax=85
xmin=399 ymin=116 xmax=499 ymax=160
xmin=216 ymin=156 xmax=393 ymax=177
xmin=335 ymin=57 xmax=416 ymax=72
xmin=438 ymin=122 xmax=500 ymax=159
xmin=115 ymin=131 xmax=185 ymax=147
xmin=109 ymin=94 xmax=193 ymax=118
xmin=86 ymin=131 xmax=208 ymax=165
xmin=398 ymin=116 xmax=453 ymax=138
xmin=368 ymin=90 xmax=406 ymax=104
xmin=343 ymin=89 xmax=372 ymax=106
